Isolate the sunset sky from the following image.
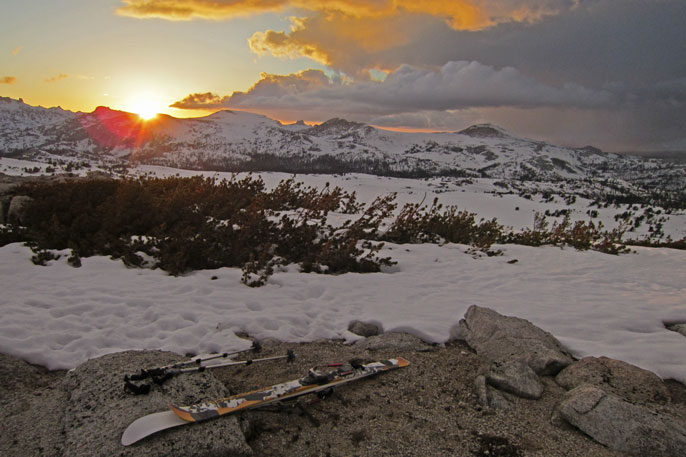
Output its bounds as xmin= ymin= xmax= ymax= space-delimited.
xmin=2 ymin=0 xmax=685 ymax=151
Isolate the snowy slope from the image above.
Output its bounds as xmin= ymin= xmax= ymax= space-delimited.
xmin=0 ymin=97 xmax=76 ymax=152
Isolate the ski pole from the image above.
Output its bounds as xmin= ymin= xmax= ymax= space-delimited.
xmin=160 ymin=340 xmax=262 ymax=371
xmin=169 ymin=350 xmax=295 ymax=375
xmin=124 ymin=349 xmax=295 ymax=394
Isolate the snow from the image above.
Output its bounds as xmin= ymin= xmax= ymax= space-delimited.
xmin=1 ymin=167 xmax=685 ymax=383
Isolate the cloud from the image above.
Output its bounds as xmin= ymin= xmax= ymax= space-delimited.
xmin=172 ymin=62 xmax=613 ymax=116
xmin=171 ymin=69 xmax=333 ymax=110
xmin=45 ymin=73 xmax=69 ymax=83
xmin=117 ymin=0 xmax=580 ymax=29
xmin=1 ymin=76 xmax=17 ymax=85
xmin=248 ymin=12 xmax=431 ymax=75
xmin=170 ymin=61 xmax=686 ymax=150
xmin=116 ymin=0 xmax=288 ymax=20
xmin=11 ymin=46 xmax=23 ymax=56
xmin=170 ymin=91 xmax=227 ymax=109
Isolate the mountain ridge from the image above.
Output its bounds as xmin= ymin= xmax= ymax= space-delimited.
xmin=1 ymin=97 xmax=684 ymax=194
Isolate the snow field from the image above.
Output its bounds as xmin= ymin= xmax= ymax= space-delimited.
xmin=0 ymin=165 xmax=685 ymax=383
xmin=1 ymin=241 xmax=685 ymax=383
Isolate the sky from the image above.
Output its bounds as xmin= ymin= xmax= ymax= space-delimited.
xmin=1 ymin=0 xmax=685 ymax=151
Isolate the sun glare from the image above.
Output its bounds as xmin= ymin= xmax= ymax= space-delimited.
xmin=130 ymin=99 xmax=159 ymax=120
xmin=124 ymin=92 xmax=164 ymax=120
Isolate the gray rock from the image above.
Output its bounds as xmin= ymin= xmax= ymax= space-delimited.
xmin=348 ymin=320 xmax=381 ymax=337
xmin=486 ymin=360 xmax=544 ymax=399
xmin=0 ymin=352 xmax=51 ymax=397
xmin=354 ymin=332 xmax=433 ymax=352
xmin=667 ymin=323 xmax=686 ymax=337
xmin=62 ymin=350 xmax=252 ymax=457
xmin=474 ymin=374 xmax=513 ymax=410
xmin=556 ymin=356 xmax=671 ymax=404
xmin=1 ymin=381 xmax=67 ymax=457
xmin=7 ymin=195 xmax=33 ymax=225
xmin=0 ymin=353 xmax=67 ymax=457
xmin=456 ymin=305 xmax=573 ymax=375
xmin=556 ymin=385 xmax=686 ymax=456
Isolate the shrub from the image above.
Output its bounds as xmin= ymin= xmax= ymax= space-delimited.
xmin=5 ymin=176 xmax=392 ymax=284
xmin=4 ymin=175 xmax=678 ymax=285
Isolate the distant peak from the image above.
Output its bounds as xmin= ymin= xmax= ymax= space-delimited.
xmin=0 ymin=96 xmax=23 ymax=104
xmin=576 ymin=145 xmax=604 ymax=155
xmin=458 ymin=124 xmax=510 ymax=138
xmin=306 ymin=118 xmax=367 ymax=136
xmin=319 ymin=118 xmax=365 ymax=129
xmin=207 ymin=110 xmax=235 ymax=117
xmin=91 ymin=106 xmax=132 ymax=116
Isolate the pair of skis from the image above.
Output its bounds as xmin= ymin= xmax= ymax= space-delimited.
xmin=121 ymin=357 xmax=410 ymax=445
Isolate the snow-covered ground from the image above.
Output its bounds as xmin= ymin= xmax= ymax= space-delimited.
xmin=1 ymin=163 xmax=685 ymax=384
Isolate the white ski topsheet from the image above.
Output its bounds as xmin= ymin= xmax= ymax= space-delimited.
xmin=121 ymin=411 xmax=188 ymax=446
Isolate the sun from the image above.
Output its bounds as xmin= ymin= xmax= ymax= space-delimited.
xmin=128 ymin=97 xmax=160 ymax=120
xmin=123 ymin=91 xmax=164 ymax=120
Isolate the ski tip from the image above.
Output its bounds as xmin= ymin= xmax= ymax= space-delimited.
xmin=397 ymin=357 xmax=410 ymax=367
xmin=121 ymin=411 xmax=188 ymax=446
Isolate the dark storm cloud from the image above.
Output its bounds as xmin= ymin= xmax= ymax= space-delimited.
xmin=167 ymin=0 xmax=686 ymax=150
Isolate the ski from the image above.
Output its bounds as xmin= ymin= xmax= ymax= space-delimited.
xmin=121 ymin=357 xmax=409 ymax=445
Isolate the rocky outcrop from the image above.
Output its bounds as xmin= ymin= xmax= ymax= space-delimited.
xmin=456 ymin=305 xmax=573 ymax=375
xmin=555 ymin=385 xmax=686 ymax=456
xmin=667 ymin=323 xmax=686 ymax=337
xmin=555 ymin=356 xmax=671 ymax=404
xmin=348 ymin=320 xmax=382 ymax=337
xmin=354 ymin=332 xmax=433 ymax=352
xmin=7 ymin=195 xmax=33 ymax=225
xmin=62 ymin=350 xmax=251 ymax=457
xmin=485 ymin=360 xmax=544 ymax=400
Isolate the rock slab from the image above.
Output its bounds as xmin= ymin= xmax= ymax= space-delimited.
xmin=62 ymin=350 xmax=252 ymax=457
xmin=475 ymin=375 xmax=513 ymax=410
xmin=556 ymin=385 xmax=686 ymax=456
xmin=486 ymin=360 xmax=544 ymax=400
xmin=555 ymin=356 xmax=671 ymax=404
xmin=354 ymin=332 xmax=433 ymax=352
xmin=457 ymin=305 xmax=573 ymax=375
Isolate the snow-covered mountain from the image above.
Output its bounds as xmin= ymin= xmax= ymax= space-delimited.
xmin=1 ymin=96 xmax=683 ymax=190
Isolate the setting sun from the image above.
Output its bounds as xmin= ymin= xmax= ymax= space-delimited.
xmin=122 ymin=91 xmax=165 ymax=120
xmin=128 ymin=98 xmax=159 ymax=120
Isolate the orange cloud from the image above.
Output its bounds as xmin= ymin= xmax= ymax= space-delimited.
xmin=11 ymin=46 xmax=24 ymax=56
xmin=249 ymin=11 xmax=430 ymax=75
xmin=117 ymin=1 xmax=574 ymax=30
xmin=117 ymin=0 xmax=290 ymax=20
xmin=118 ymin=1 xmax=585 ymax=75
xmin=45 ymin=73 xmax=69 ymax=83
xmin=1 ymin=76 xmax=17 ymax=84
